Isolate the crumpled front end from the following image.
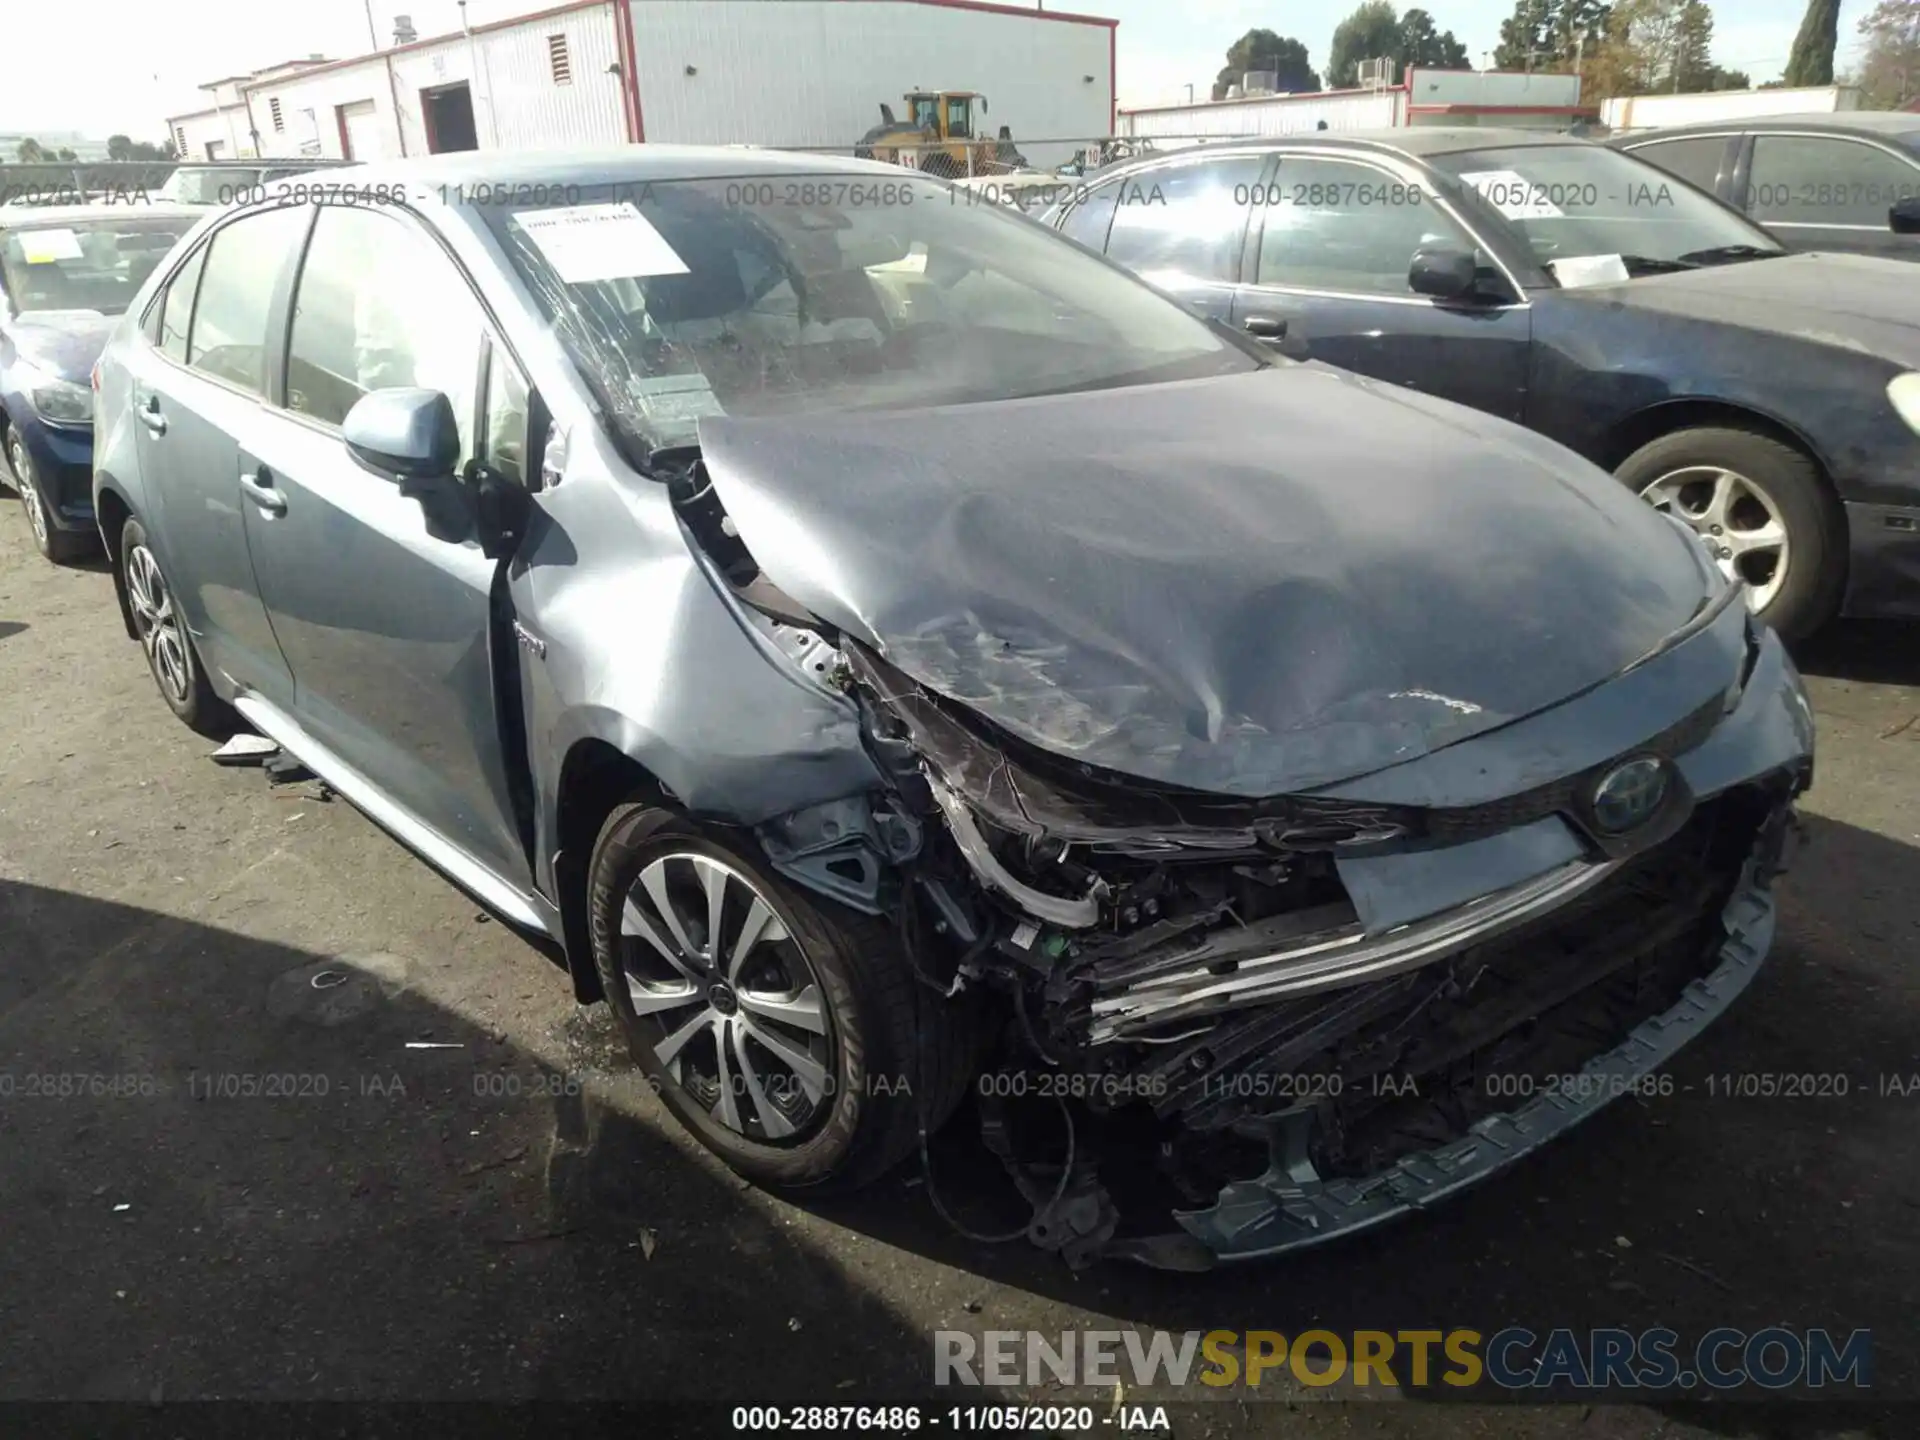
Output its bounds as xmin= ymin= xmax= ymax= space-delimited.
xmin=811 ymin=600 xmax=1811 ymax=1265
xmin=665 ymin=383 xmax=1817 ymax=1266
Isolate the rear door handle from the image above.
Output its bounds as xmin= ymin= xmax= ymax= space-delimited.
xmin=136 ymin=394 xmax=167 ymax=436
xmin=240 ymin=466 xmax=288 ymax=516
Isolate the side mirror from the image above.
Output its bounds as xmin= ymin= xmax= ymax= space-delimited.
xmin=1891 ymin=197 xmax=1920 ymax=236
xmin=342 ymin=388 xmax=460 ymax=480
xmin=1409 ymin=246 xmax=1479 ymax=300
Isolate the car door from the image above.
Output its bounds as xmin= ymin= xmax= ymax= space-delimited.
xmin=1058 ymin=151 xmax=1270 ymax=323
xmin=131 ymin=205 xmax=310 ymax=705
xmin=1731 ymin=132 xmax=1920 ymax=258
xmin=1231 ymin=151 xmax=1532 ymax=423
xmin=237 ymin=200 xmax=534 ymax=888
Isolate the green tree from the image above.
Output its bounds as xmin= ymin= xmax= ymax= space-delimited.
xmin=16 ymin=137 xmax=47 ymax=162
xmin=1400 ymin=8 xmax=1472 ymax=66
xmin=1495 ymin=0 xmax=1609 ymax=70
xmin=1212 ymin=28 xmax=1321 ymax=99
xmin=1783 ymin=0 xmax=1841 ymax=85
xmin=1849 ymin=0 xmax=1920 ymax=106
xmin=55 ymin=147 xmax=77 ymax=161
xmin=1495 ymin=0 xmax=1555 ymax=68
xmin=107 ymin=134 xmax=133 ymax=161
xmin=1328 ymin=1 xmax=1401 ymax=86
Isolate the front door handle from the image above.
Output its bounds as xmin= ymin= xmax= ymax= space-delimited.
xmin=240 ymin=466 xmax=288 ymax=516
xmin=136 ymin=395 xmax=167 ymax=436
xmin=1245 ymin=314 xmax=1310 ymax=360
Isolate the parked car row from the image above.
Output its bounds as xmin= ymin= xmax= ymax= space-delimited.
xmin=0 ymin=143 xmax=1833 ymax=1266
xmin=1039 ymin=127 xmax=1920 ymax=637
xmin=1613 ymin=111 xmax=1920 ymax=261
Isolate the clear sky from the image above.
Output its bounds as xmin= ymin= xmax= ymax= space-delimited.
xmin=0 ymin=0 xmax=1884 ymax=140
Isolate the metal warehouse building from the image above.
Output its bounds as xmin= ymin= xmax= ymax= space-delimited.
xmin=1118 ymin=67 xmax=1592 ymax=145
xmin=179 ymin=0 xmax=1116 ymax=170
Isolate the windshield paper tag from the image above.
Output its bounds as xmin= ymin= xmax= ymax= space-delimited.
xmin=1457 ymin=170 xmax=1564 ymax=220
xmin=18 ymin=229 xmax=84 ymax=263
xmin=1547 ymin=254 xmax=1630 ymax=288
xmin=511 ymin=203 xmax=689 ymax=284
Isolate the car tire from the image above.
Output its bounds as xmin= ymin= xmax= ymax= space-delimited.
xmin=119 ymin=517 xmax=234 ymax=736
xmin=7 ymin=430 xmax=91 ymax=564
xmin=589 ymin=804 xmax=976 ymax=1192
xmin=1616 ymin=426 xmax=1843 ymax=640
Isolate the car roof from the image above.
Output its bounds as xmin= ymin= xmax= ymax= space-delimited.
xmin=1615 ymin=112 xmax=1920 ymax=141
xmin=0 ymin=202 xmax=205 ymax=230
xmin=342 ymin=144 xmax=941 ymax=190
xmin=1067 ymin=128 xmax=1595 ymax=184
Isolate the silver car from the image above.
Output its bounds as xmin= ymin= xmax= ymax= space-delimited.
xmin=92 ymin=149 xmax=1814 ymax=1266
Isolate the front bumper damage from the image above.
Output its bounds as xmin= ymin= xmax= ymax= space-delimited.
xmin=1174 ymin=822 xmax=1785 ymax=1261
xmin=804 ymin=603 xmax=1815 ymax=1268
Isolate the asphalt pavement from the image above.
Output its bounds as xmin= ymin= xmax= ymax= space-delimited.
xmin=0 ymin=494 xmax=1914 ymax=1435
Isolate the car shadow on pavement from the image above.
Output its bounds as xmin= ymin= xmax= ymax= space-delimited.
xmin=0 ymin=620 xmax=25 ymax=641
xmin=799 ymin=813 xmax=1920 ymax=1423
xmin=1793 ymin=620 xmax=1920 ymax=689
xmin=0 ymin=878 xmax=956 ymax=1406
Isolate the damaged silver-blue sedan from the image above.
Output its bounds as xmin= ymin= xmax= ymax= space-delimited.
xmin=92 ymin=149 xmax=1815 ymax=1267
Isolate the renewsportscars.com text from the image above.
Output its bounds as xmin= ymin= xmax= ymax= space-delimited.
xmin=934 ymin=1327 xmax=1871 ymax=1392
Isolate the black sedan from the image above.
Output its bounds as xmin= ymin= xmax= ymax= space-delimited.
xmin=1612 ymin=112 xmax=1920 ymax=260
xmin=1038 ymin=128 xmax=1920 ymax=637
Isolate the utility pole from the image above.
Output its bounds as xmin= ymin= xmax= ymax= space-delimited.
xmin=362 ymin=0 xmax=379 ymax=52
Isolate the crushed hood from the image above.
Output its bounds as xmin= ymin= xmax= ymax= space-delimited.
xmin=697 ymin=367 xmax=1712 ymax=797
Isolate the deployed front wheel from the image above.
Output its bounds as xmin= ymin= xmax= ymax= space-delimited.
xmin=588 ymin=807 xmax=973 ymax=1191
xmin=1617 ymin=426 xmax=1842 ymax=639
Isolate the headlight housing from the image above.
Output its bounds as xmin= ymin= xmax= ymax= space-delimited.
xmin=1889 ymin=372 xmax=1920 ymax=436
xmin=20 ymin=362 xmax=91 ymax=427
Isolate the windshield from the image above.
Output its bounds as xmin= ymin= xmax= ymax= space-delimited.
xmin=479 ymin=173 xmax=1256 ymax=451
xmin=1430 ymin=144 xmax=1783 ymax=280
xmin=0 ymin=216 xmax=196 ymax=316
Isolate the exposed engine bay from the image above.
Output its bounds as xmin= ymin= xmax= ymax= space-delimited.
xmin=668 ymin=447 xmax=1812 ymax=1267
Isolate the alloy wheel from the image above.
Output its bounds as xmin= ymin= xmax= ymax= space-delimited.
xmin=9 ymin=436 xmax=49 ymax=550
xmin=1638 ymin=465 xmax=1791 ymax=613
xmin=125 ymin=543 xmax=192 ymax=704
xmin=619 ymin=852 xmax=834 ymax=1142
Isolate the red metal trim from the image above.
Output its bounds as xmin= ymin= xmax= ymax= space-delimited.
xmin=614 ymin=0 xmax=643 ymax=142
xmin=335 ymin=104 xmax=354 ymax=160
xmin=906 ymin=0 xmax=1116 ymax=26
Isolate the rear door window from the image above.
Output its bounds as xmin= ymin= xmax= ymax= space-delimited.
xmin=187 ymin=206 xmax=310 ymax=395
xmin=1103 ymin=154 xmax=1267 ymax=283
xmin=1058 ymin=180 xmax=1121 ymax=250
xmin=1628 ymin=136 xmax=1731 ymax=195
xmin=158 ymin=245 xmax=207 ymax=363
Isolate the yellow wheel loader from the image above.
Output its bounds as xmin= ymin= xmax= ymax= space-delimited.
xmin=854 ymin=91 xmax=1028 ymax=178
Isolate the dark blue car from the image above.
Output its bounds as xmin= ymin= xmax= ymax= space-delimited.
xmin=1041 ymin=129 xmax=1920 ymax=638
xmin=1 ymin=203 xmax=200 ymax=561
